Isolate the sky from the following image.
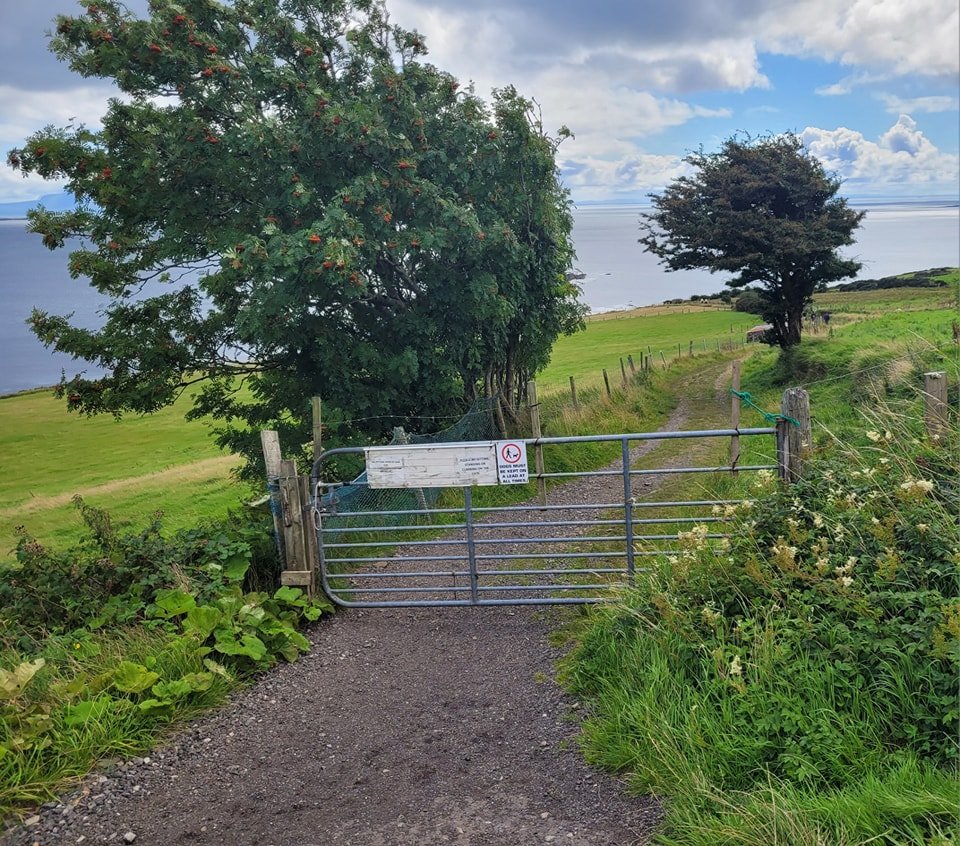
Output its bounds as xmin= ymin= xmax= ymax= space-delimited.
xmin=0 ymin=0 xmax=958 ymax=205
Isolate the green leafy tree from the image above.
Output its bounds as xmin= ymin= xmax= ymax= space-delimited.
xmin=639 ymin=134 xmax=864 ymax=348
xmin=8 ymin=0 xmax=584 ymax=471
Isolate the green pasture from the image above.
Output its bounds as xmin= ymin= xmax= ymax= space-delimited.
xmin=814 ymin=280 xmax=958 ymax=313
xmin=0 ymin=389 xmax=241 ymax=557
xmin=540 ymin=309 xmax=758 ymax=393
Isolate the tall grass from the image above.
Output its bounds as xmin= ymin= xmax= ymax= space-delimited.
xmin=563 ymin=322 xmax=960 ymax=844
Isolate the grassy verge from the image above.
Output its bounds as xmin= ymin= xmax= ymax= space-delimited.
xmin=0 ymin=506 xmax=328 ymax=820
xmin=558 ymin=294 xmax=960 ymax=845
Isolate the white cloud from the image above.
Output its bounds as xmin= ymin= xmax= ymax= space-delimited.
xmin=563 ymin=152 xmax=690 ymax=201
xmin=877 ymin=93 xmax=959 ymax=114
xmin=760 ymin=0 xmax=959 ymax=78
xmin=0 ymin=164 xmax=64 ymax=203
xmin=815 ymin=71 xmax=888 ymax=96
xmin=802 ymin=115 xmax=960 ymax=190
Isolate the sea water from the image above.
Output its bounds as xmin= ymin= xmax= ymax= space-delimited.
xmin=1 ymin=203 xmax=958 ymax=395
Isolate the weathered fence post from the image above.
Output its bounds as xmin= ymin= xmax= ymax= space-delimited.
xmin=602 ymin=369 xmax=612 ymax=398
xmin=660 ymin=351 xmax=667 ymax=369
xmin=730 ymin=360 xmax=741 ymax=472
xmin=528 ymin=380 xmax=547 ymax=506
xmin=628 ymin=354 xmax=636 ymax=375
xmin=620 ymin=357 xmax=629 ymax=387
xmin=688 ymin=340 xmax=693 ymax=357
xmin=278 ymin=458 xmax=313 ymax=592
xmin=569 ymin=375 xmax=580 ymax=412
xmin=923 ymin=371 xmax=948 ymax=441
xmin=780 ymin=387 xmax=812 ymax=482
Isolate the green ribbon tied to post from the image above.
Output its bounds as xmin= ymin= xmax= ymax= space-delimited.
xmin=730 ymin=389 xmax=801 ymax=428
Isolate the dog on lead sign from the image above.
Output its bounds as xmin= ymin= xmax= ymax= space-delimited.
xmin=496 ymin=440 xmax=529 ymax=484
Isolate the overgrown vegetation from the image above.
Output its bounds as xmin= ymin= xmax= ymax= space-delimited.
xmin=563 ymin=326 xmax=960 ymax=844
xmin=0 ymin=504 xmax=329 ymax=816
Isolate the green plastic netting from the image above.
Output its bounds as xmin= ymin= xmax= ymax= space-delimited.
xmin=318 ymin=397 xmax=501 ymax=539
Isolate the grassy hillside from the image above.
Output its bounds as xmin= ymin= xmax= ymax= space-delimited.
xmin=0 ymin=389 xmax=240 ymax=556
xmin=540 ymin=307 xmax=757 ymax=392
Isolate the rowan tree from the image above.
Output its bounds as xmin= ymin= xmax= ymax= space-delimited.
xmin=639 ymin=133 xmax=864 ymax=348
xmin=9 ymin=0 xmax=584 ymax=472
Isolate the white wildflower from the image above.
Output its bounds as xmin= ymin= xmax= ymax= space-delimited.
xmin=729 ymin=655 xmax=743 ymax=677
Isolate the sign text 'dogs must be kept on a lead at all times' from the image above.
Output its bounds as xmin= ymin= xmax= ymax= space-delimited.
xmin=364 ymin=440 xmax=529 ymax=489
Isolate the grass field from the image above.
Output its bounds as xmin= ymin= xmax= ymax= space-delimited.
xmin=0 ymin=389 xmax=240 ymax=557
xmin=2 ymin=280 xmax=956 ymax=558
xmin=540 ymin=308 xmax=758 ymax=392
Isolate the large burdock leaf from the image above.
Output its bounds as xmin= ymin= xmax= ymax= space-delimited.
xmin=0 ymin=659 xmax=45 ymax=700
xmin=214 ymin=633 xmax=268 ymax=662
xmin=150 ymin=589 xmax=197 ymax=619
xmin=183 ymin=605 xmax=222 ymax=640
xmin=111 ymin=661 xmax=160 ymax=694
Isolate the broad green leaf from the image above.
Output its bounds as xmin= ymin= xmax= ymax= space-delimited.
xmin=183 ymin=605 xmax=222 ymax=639
xmin=138 ymin=698 xmax=175 ymax=717
xmin=214 ymin=634 xmax=268 ymax=662
xmin=111 ymin=661 xmax=160 ymax=694
xmin=0 ymin=659 xmax=45 ymax=700
xmin=150 ymin=679 xmax=194 ymax=700
xmin=63 ymin=696 xmax=114 ymax=727
xmin=150 ymin=589 xmax=196 ymax=619
xmin=274 ymin=585 xmax=305 ymax=605
xmin=202 ymin=658 xmax=233 ymax=680
xmin=287 ymin=630 xmax=310 ymax=652
xmin=222 ymin=553 xmax=251 ymax=582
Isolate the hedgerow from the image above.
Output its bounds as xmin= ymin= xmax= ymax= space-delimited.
xmin=565 ymin=402 xmax=959 ymax=843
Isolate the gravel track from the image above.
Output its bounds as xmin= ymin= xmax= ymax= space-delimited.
xmin=3 ymin=368 xmax=734 ymax=846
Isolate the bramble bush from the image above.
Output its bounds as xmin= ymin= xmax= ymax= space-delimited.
xmin=566 ymin=402 xmax=959 ymax=842
xmin=1 ymin=498 xmax=281 ymax=637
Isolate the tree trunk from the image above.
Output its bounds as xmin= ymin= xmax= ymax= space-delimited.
xmin=782 ymin=304 xmax=803 ymax=347
xmin=486 ymin=367 xmax=508 ymax=438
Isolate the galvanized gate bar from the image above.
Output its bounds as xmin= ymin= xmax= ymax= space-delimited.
xmin=311 ymin=426 xmax=777 ymax=608
xmin=622 ymin=439 xmax=635 ymax=576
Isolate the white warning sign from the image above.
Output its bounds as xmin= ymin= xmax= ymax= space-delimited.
xmin=495 ymin=440 xmax=529 ymax=484
xmin=365 ymin=443 xmax=498 ymax=488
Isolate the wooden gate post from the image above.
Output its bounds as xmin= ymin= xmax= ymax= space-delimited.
xmin=923 ymin=371 xmax=948 ymax=441
xmin=780 ymin=387 xmax=812 ymax=482
xmin=528 ymin=380 xmax=547 ymax=505
xmin=278 ymin=458 xmax=314 ymax=594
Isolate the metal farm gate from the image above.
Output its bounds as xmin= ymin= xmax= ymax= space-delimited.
xmin=308 ymin=425 xmax=784 ymax=608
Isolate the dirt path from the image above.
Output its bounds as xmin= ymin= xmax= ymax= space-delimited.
xmin=3 ymin=363 xmax=737 ymax=846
